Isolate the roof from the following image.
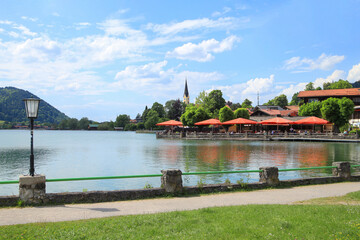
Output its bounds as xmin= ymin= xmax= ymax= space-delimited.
xmin=298 ymin=88 xmax=360 ymax=98
xmin=285 ymin=105 xmax=299 ymax=111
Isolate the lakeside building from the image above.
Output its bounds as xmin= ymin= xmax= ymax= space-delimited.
xmin=250 ymin=105 xmax=298 ymax=117
xmin=298 ymin=88 xmax=360 ymax=125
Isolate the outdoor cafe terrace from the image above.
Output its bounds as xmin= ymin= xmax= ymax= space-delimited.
xmin=155 ymin=116 xmax=360 ymax=142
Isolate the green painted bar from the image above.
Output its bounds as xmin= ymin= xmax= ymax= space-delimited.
xmin=0 ymin=180 xmax=19 ymax=184
xmin=1 ymin=165 xmax=360 ymax=185
xmin=46 ymin=174 xmax=163 ymax=182
xmin=278 ymin=166 xmax=337 ymax=172
xmin=183 ymin=170 xmax=262 ymax=175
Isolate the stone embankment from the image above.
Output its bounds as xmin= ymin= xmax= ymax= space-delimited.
xmin=156 ymin=131 xmax=360 ymax=142
xmin=0 ymin=162 xmax=358 ymax=206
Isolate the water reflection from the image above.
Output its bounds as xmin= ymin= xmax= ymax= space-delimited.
xmin=1 ymin=130 xmax=359 ymax=195
xmin=0 ymin=148 xmax=51 ymax=178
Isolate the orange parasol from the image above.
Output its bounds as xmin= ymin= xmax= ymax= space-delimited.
xmin=195 ymin=118 xmax=222 ymax=126
xmin=221 ymin=118 xmax=258 ymax=125
xmin=260 ymin=117 xmax=294 ymax=125
xmin=156 ymin=120 xmax=183 ymax=126
xmin=293 ymin=116 xmax=330 ymax=125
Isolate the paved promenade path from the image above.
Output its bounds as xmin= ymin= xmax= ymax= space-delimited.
xmin=1 ymin=182 xmax=359 ymax=226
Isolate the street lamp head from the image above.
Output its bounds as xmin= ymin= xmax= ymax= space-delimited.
xmin=23 ymin=98 xmax=41 ymax=119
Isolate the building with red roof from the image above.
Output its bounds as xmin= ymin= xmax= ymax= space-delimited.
xmin=298 ymin=88 xmax=360 ymax=105
xmin=298 ymin=88 xmax=360 ymax=125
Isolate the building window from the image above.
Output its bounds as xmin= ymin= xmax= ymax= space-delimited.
xmin=308 ymin=98 xmax=319 ymax=103
xmin=352 ymin=97 xmax=360 ymax=104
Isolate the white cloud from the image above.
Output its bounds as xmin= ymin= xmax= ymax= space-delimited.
xmin=52 ymin=12 xmax=60 ymax=17
xmin=75 ymin=22 xmax=91 ymax=30
xmin=242 ymin=74 xmax=275 ymax=95
xmin=347 ymin=63 xmax=360 ymax=82
xmin=216 ymin=75 xmax=275 ymax=103
xmin=283 ymin=53 xmax=345 ymax=72
xmin=13 ymin=25 xmax=37 ymax=37
xmin=97 ymin=19 xmax=145 ymax=39
xmin=280 ymin=82 xmax=307 ymax=100
xmin=113 ymin=61 xmax=223 ymax=97
xmin=21 ymin=16 xmax=38 ymax=22
xmin=147 ymin=17 xmax=248 ymax=35
xmin=166 ymin=35 xmax=240 ymax=62
xmin=280 ymin=70 xmax=346 ymax=100
xmin=212 ymin=7 xmax=232 ymax=17
xmin=313 ymin=70 xmax=346 ymax=88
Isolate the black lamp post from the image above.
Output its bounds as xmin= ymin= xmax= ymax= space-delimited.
xmin=23 ymin=98 xmax=40 ymax=176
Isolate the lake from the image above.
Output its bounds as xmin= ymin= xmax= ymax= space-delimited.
xmin=0 ymin=130 xmax=359 ymax=196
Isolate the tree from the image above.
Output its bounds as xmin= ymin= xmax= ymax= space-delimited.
xmin=144 ymin=110 xmax=159 ymax=130
xmin=289 ymin=92 xmax=300 ymax=105
xmin=305 ymin=82 xmax=315 ymax=91
xmin=151 ymin=102 xmax=165 ymax=118
xmin=234 ymin=108 xmax=250 ymax=119
xmin=338 ymin=97 xmax=355 ymax=123
xmin=315 ymin=87 xmax=322 ymax=90
xmin=180 ymin=105 xmax=210 ymax=126
xmin=67 ymin=118 xmax=79 ymax=130
xmin=329 ymin=79 xmax=353 ymax=89
xmin=195 ymin=90 xmax=208 ymax=106
xmin=141 ymin=106 xmax=149 ymax=122
xmin=230 ymin=102 xmax=241 ymax=111
xmin=298 ymin=101 xmax=322 ymax=117
xmin=321 ymin=97 xmax=354 ymax=131
xmin=58 ymin=118 xmax=69 ymax=130
xmin=136 ymin=122 xmax=145 ymax=130
xmin=124 ymin=123 xmax=137 ymax=131
xmin=115 ymin=114 xmax=130 ymax=128
xmin=219 ymin=106 xmax=235 ymax=123
xmin=264 ymin=99 xmax=275 ymax=106
xmin=242 ymin=99 xmax=252 ymax=108
xmin=165 ymin=99 xmax=183 ymax=120
xmin=323 ymin=82 xmax=332 ymax=90
xmin=78 ymin=117 xmax=90 ymax=130
xmin=204 ymin=90 xmax=226 ymax=113
xmin=273 ymin=94 xmax=288 ymax=108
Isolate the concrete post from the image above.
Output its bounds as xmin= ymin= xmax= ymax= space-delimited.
xmin=332 ymin=162 xmax=351 ymax=179
xmin=245 ymin=131 xmax=248 ymax=138
xmin=19 ymin=175 xmax=46 ymax=204
xmin=161 ymin=169 xmax=183 ymax=193
xmin=259 ymin=167 xmax=279 ymax=185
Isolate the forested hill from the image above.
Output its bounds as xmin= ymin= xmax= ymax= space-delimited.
xmin=0 ymin=87 xmax=68 ymax=124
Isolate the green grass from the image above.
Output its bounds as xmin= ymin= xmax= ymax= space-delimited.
xmin=297 ymin=190 xmax=360 ymax=205
xmin=1 ymin=204 xmax=360 ymax=239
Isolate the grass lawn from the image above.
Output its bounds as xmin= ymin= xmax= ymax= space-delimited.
xmin=0 ymin=192 xmax=359 ymax=239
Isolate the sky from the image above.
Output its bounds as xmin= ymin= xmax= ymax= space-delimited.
xmin=1 ymin=0 xmax=360 ymax=122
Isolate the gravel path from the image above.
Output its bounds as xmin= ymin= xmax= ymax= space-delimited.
xmin=1 ymin=182 xmax=359 ymax=226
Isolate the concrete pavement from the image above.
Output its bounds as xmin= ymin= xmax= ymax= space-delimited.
xmin=0 ymin=182 xmax=359 ymax=226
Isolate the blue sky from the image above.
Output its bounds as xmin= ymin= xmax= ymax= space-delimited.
xmin=1 ymin=0 xmax=360 ymax=121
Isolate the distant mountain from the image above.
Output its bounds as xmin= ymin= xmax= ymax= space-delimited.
xmin=0 ymin=87 xmax=68 ymax=124
xmin=352 ymin=80 xmax=360 ymax=88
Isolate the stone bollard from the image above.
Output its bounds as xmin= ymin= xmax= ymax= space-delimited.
xmin=259 ymin=167 xmax=279 ymax=185
xmin=161 ymin=169 xmax=183 ymax=193
xmin=19 ymin=175 xmax=46 ymax=204
xmin=332 ymin=162 xmax=351 ymax=179
xmin=245 ymin=131 xmax=248 ymax=138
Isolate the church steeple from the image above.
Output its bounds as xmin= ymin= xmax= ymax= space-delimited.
xmin=183 ymin=79 xmax=189 ymax=104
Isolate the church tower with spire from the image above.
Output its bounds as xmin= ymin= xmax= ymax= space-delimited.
xmin=183 ymin=79 xmax=190 ymax=104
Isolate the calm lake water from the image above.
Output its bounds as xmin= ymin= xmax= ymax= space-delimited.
xmin=0 ymin=130 xmax=359 ymax=195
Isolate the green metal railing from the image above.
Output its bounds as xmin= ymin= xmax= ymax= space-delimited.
xmin=0 ymin=165 xmax=359 ymax=185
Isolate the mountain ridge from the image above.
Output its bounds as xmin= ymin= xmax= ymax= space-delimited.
xmin=0 ymin=86 xmax=68 ymax=124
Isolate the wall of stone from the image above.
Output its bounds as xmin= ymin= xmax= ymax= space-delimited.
xmin=0 ymin=175 xmax=359 ymax=207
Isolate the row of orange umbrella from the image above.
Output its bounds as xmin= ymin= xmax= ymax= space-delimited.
xmin=156 ymin=116 xmax=330 ymax=127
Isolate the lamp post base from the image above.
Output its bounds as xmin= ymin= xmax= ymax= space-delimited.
xmin=19 ymin=174 xmax=46 ymax=204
